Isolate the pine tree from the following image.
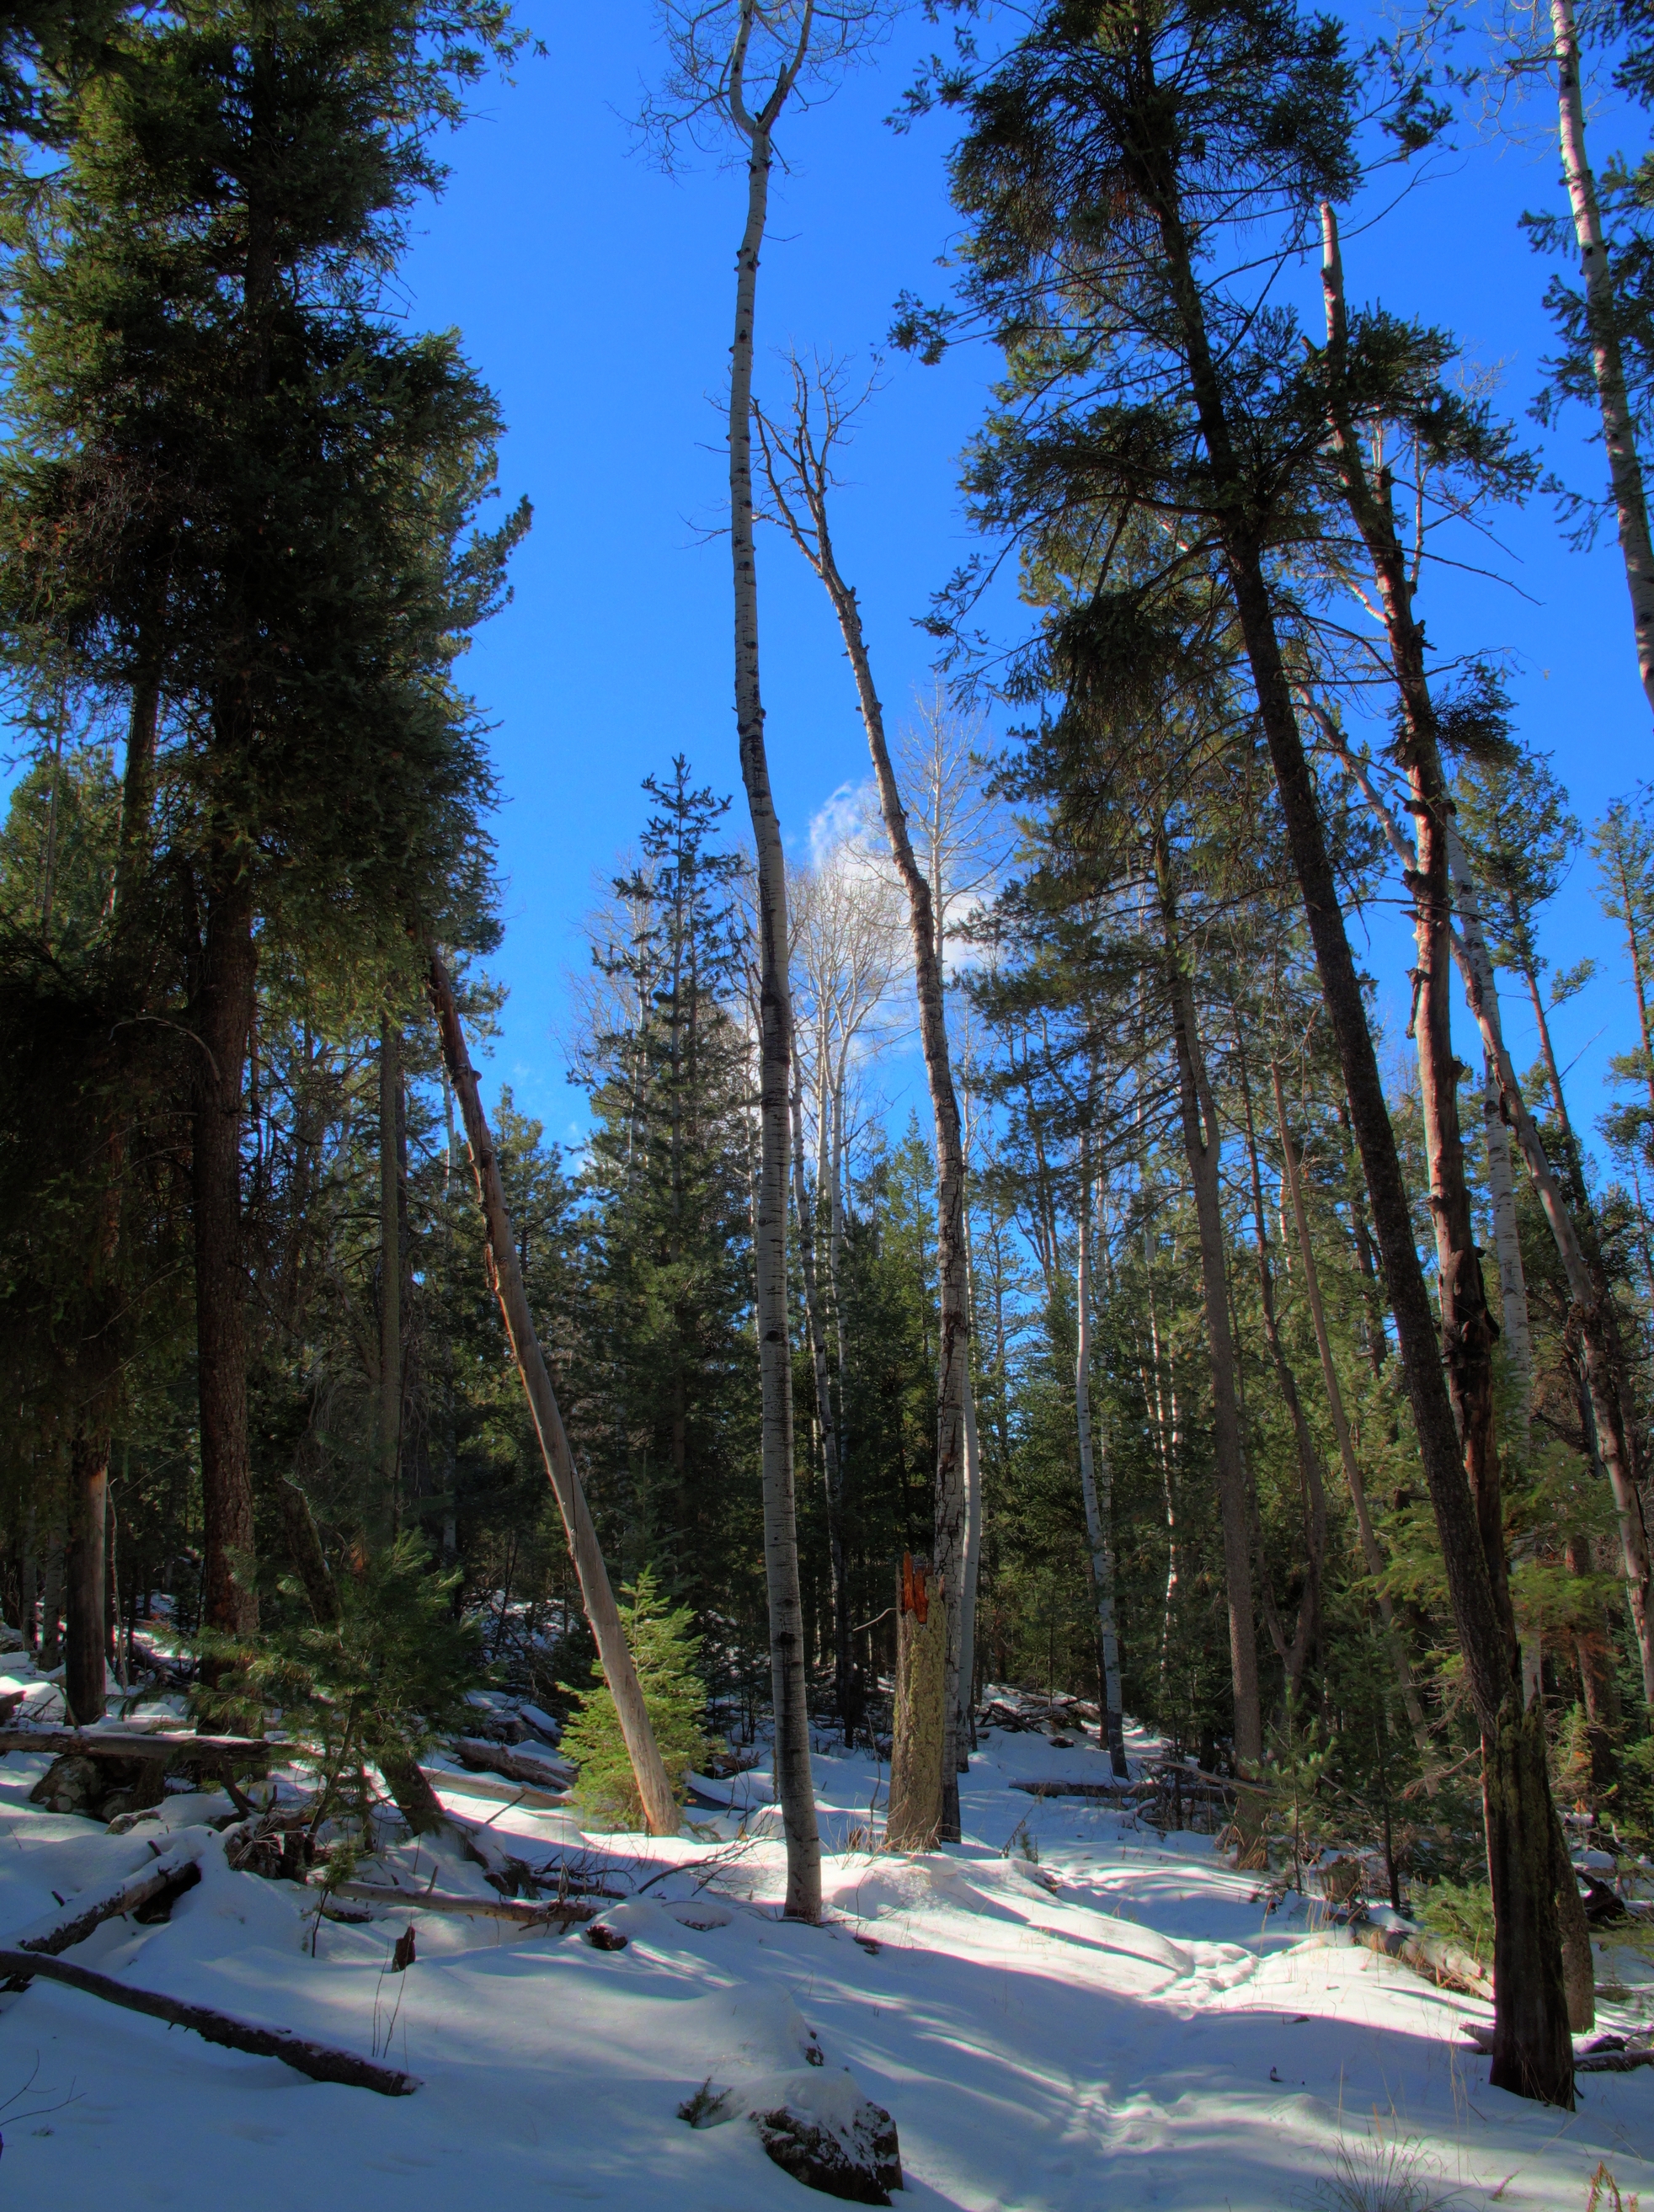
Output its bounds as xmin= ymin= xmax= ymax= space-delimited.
xmin=560 ymin=1567 xmax=715 ymax=1831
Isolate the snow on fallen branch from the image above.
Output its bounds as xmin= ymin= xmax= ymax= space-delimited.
xmin=3 ymin=1837 xmax=206 ymax=1985
xmin=0 ymin=1949 xmax=419 ymax=2095
xmin=316 ymin=1880 xmax=595 ymax=1928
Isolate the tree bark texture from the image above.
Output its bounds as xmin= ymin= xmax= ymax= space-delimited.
xmin=1550 ymin=0 xmax=1654 ymax=718
xmin=1155 ymin=842 xmax=1262 ymax=1766
xmin=63 ymin=1426 xmax=108 ymax=1727
xmin=426 ymin=951 xmax=678 ymax=1840
xmin=725 ymin=26 xmax=822 ymax=1917
xmin=887 ymin=1555 xmax=947 ymax=1851
xmin=190 ymin=875 xmax=259 ymax=1642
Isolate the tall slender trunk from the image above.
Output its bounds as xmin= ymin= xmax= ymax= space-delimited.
xmin=191 ymin=873 xmax=259 ymax=1643
xmin=1316 ymin=200 xmax=1577 ymax=2080
xmin=379 ymin=1013 xmax=402 ymax=1522
xmin=1144 ymin=84 xmax=1568 ymax=2087
xmin=1550 ymin=0 xmax=1654 ymax=717
xmin=726 ymin=72 xmax=820 ymax=1917
xmin=761 ymin=399 xmax=971 ymax=1838
xmin=1075 ymin=1135 xmax=1128 ymax=1775
xmin=427 ymin=950 xmax=678 ymax=1837
xmin=1324 ymin=717 xmax=1654 ymax=1708
xmin=1154 ymin=841 xmax=1262 ymax=1766
xmin=791 ymin=1079 xmax=851 ymax=1735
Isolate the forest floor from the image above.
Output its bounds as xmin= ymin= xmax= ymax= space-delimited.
xmin=0 ymin=1670 xmax=1649 ymax=2209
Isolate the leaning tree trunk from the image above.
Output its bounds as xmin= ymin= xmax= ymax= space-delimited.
xmin=727 ymin=105 xmax=821 ymax=1920
xmin=1155 ymin=840 xmax=1262 ymax=1767
xmin=1306 ymin=201 xmax=1577 ymax=2094
xmin=1075 ymin=1135 xmax=1128 ymax=1776
xmin=426 ymin=950 xmax=678 ymax=1840
xmin=190 ymin=871 xmax=259 ymax=1645
xmin=1321 ymin=711 xmax=1654 ymax=1710
xmin=1550 ymin=0 xmax=1654 ymax=717
xmin=770 ymin=456 xmax=972 ymax=1838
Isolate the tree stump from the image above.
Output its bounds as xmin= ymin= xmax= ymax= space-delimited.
xmin=886 ymin=1554 xmax=946 ymax=1852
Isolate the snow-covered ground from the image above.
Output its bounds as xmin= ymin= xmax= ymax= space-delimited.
xmin=0 ymin=1685 xmax=1650 ymax=2209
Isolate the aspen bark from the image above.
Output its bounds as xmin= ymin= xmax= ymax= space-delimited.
xmin=425 ymin=951 xmax=678 ymax=1840
xmin=757 ymin=386 xmax=971 ymax=1839
xmin=720 ymin=7 xmax=822 ymax=1917
xmin=1550 ymin=0 xmax=1654 ymax=717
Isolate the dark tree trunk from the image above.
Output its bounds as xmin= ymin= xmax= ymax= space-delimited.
xmin=63 ymin=1426 xmax=108 ymax=1726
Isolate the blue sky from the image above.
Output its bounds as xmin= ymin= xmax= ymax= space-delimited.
xmin=398 ymin=2 xmax=1654 ymax=1175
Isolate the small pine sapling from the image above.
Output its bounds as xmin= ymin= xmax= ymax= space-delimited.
xmin=196 ymin=1533 xmax=483 ymax=1849
xmin=561 ymin=1569 xmax=717 ymax=1830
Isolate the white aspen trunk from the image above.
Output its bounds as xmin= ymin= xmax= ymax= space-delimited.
xmin=768 ymin=449 xmax=970 ymax=1836
xmin=1550 ymin=0 xmax=1654 ymax=717
xmin=725 ymin=20 xmax=821 ymax=1913
xmin=1076 ymin=1138 xmax=1127 ymax=1777
xmin=1270 ymin=1063 xmax=1436 ymax=1772
xmin=959 ymin=1363 xmax=982 ymax=1740
xmin=425 ymin=951 xmax=678 ymax=1837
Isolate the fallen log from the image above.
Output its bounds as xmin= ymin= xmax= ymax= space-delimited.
xmin=1345 ymin=1916 xmax=1491 ymax=1998
xmin=1012 ymin=1781 xmax=1134 ymax=1800
xmin=419 ymin=1763 xmax=568 ymax=1812
xmin=0 ymin=1948 xmax=418 ymax=2094
xmin=0 ymin=1727 xmax=272 ymax=1767
xmin=453 ymin=1736 xmax=574 ymax=1792
xmin=5 ymin=1843 xmax=204 ymax=1982
xmin=317 ymin=1879 xmax=595 ymax=1928
xmin=1459 ymin=2022 xmax=1650 ymax=2073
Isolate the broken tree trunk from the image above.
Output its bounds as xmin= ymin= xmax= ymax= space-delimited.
xmin=886 ymin=1555 xmax=947 ymax=1852
xmin=425 ymin=949 xmax=676 ymax=1839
